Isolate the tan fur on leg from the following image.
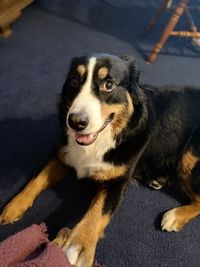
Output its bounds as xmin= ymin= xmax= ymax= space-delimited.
xmin=92 ymin=165 xmax=127 ymax=181
xmin=162 ymin=201 xmax=200 ymax=232
xmin=0 ymin=159 xmax=67 ymax=224
xmin=178 ymin=150 xmax=199 ymax=197
xmin=57 ymin=190 xmax=111 ymax=267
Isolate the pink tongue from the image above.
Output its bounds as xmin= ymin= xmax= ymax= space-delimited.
xmin=75 ymin=132 xmax=97 ymax=145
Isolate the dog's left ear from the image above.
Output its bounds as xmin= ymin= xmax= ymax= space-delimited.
xmin=120 ymin=55 xmax=140 ymax=84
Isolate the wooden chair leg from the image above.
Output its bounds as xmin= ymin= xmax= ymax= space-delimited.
xmin=0 ymin=25 xmax=12 ymax=38
xmin=146 ymin=0 xmax=189 ymax=63
xmin=146 ymin=0 xmax=170 ymax=33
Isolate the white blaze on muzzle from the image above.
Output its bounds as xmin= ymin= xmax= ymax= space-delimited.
xmin=67 ymin=57 xmax=103 ymax=134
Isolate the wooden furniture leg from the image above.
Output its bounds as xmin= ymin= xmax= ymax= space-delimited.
xmin=146 ymin=0 xmax=189 ymax=63
xmin=0 ymin=0 xmax=34 ymax=38
xmin=146 ymin=0 xmax=170 ymax=33
xmin=0 ymin=9 xmax=21 ymax=38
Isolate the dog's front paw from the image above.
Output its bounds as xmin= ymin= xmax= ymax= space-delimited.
xmin=64 ymin=232 xmax=96 ymax=267
xmin=56 ymin=225 xmax=97 ymax=267
xmin=65 ymin=243 xmax=90 ymax=267
xmin=53 ymin=227 xmax=71 ymax=247
xmin=0 ymin=196 xmax=33 ymax=225
xmin=161 ymin=208 xmax=184 ymax=232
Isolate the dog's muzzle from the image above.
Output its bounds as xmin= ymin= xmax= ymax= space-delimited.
xmin=68 ymin=113 xmax=114 ymax=146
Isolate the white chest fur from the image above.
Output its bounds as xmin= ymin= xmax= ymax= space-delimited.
xmin=61 ymin=127 xmax=116 ymax=178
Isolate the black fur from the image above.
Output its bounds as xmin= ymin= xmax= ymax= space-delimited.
xmin=102 ymin=178 xmax=128 ymax=215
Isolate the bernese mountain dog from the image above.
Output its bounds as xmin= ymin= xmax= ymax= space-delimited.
xmin=1 ymin=54 xmax=200 ymax=267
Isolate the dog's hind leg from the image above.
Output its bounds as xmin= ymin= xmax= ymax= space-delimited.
xmin=0 ymin=158 xmax=67 ymax=225
xmin=162 ymin=125 xmax=200 ymax=232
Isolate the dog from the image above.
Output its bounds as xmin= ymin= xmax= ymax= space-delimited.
xmin=1 ymin=53 xmax=200 ymax=267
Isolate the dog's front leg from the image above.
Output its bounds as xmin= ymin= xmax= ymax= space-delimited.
xmin=55 ymin=176 xmax=127 ymax=267
xmin=0 ymin=158 xmax=67 ymax=224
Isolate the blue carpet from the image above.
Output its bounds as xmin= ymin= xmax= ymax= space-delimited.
xmin=0 ymin=0 xmax=200 ymax=266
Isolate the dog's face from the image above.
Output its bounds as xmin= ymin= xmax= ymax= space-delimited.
xmin=60 ymin=54 xmax=139 ymax=146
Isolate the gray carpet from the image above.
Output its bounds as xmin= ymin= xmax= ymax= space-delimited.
xmin=1 ymin=0 xmax=200 ymax=266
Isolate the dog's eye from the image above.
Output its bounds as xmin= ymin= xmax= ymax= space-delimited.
xmin=102 ymin=80 xmax=115 ymax=92
xmin=70 ymin=79 xmax=78 ymax=88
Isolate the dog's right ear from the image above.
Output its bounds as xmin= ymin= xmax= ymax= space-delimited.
xmin=120 ymin=55 xmax=140 ymax=84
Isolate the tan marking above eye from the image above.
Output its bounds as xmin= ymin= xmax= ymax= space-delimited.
xmin=98 ymin=67 xmax=108 ymax=79
xmin=77 ymin=65 xmax=86 ymax=76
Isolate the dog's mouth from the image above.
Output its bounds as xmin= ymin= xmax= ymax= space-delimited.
xmin=75 ymin=113 xmax=114 ymax=146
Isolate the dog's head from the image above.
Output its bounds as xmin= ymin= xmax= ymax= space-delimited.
xmin=59 ymin=54 xmax=140 ymax=146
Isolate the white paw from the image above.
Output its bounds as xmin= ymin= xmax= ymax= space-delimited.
xmin=65 ymin=244 xmax=87 ymax=267
xmin=161 ymin=209 xmax=180 ymax=232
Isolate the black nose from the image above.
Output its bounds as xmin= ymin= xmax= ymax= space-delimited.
xmin=68 ymin=112 xmax=89 ymax=131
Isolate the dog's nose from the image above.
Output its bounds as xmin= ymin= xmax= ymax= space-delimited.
xmin=68 ymin=112 xmax=89 ymax=131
